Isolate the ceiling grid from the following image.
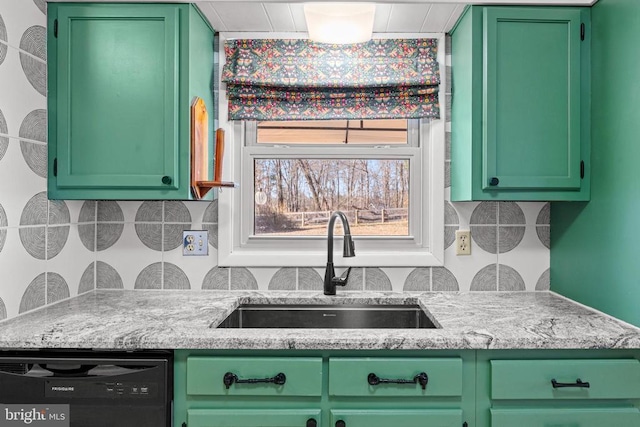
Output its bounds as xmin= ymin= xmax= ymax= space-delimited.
xmin=201 ymin=3 xmax=468 ymax=33
xmin=180 ymin=1 xmax=598 ymax=34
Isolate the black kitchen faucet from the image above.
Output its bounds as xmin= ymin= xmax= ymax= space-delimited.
xmin=323 ymin=211 xmax=356 ymax=295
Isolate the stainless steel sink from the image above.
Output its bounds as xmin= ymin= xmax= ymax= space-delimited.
xmin=216 ymin=304 xmax=437 ymax=329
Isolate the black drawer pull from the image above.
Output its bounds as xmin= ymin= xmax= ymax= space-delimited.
xmin=367 ymin=372 xmax=429 ymax=390
xmin=306 ymin=418 xmax=317 ymax=427
xmin=551 ymin=378 xmax=590 ymax=389
xmin=222 ymin=372 xmax=286 ymax=389
xmin=489 ymin=177 xmax=499 ymax=186
xmin=162 ymin=175 xmax=172 ymax=185
xmin=335 ymin=421 xmax=346 ymax=427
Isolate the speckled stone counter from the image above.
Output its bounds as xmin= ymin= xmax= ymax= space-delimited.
xmin=0 ymin=290 xmax=639 ymax=350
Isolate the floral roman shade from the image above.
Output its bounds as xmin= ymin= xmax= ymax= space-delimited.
xmin=221 ymin=38 xmax=440 ymax=121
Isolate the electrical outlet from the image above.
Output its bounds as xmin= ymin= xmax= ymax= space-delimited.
xmin=455 ymin=230 xmax=471 ymax=255
xmin=183 ymin=231 xmax=208 ymax=256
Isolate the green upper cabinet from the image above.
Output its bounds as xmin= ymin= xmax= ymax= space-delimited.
xmin=47 ymin=3 xmax=216 ymax=200
xmin=450 ymin=6 xmax=591 ymax=201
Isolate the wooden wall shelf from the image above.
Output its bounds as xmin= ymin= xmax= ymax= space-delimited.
xmin=191 ymin=97 xmax=237 ymax=199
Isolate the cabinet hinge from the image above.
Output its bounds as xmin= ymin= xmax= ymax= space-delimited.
xmin=580 ymin=160 xmax=585 ymax=179
xmin=53 ymin=158 xmax=57 ymax=177
xmin=54 ymin=19 xmax=58 ymax=38
xmin=580 ymin=23 xmax=585 ymax=41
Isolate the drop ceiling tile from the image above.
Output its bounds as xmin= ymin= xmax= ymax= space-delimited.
xmin=422 ymin=4 xmax=461 ymax=33
xmin=444 ymin=5 xmax=467 ymax=33
xmin=264 ymin=4 xmax=297 ymax=32
xmin=387 ymin=4 xmax=431 ymax=33
xmin=211 ymin=3 xmax=272 ymax=32
xmin=196 ymin=3 xmax=227 ymax=32
xmin=289 ymin=4 xmax=308 ymax=32
xmin=373 ymin=4 xmax=393 ymax=33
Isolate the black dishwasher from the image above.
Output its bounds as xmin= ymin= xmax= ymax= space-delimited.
xmin=0 ymin=350 xmax=172 ymax=427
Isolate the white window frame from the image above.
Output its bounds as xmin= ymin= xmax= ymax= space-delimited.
xmin=217 ymin=32 xmax=445 ymax=268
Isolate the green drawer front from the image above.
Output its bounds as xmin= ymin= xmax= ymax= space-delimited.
xmin=491 ymin=359 xmax=640 ymax=400
xmin=331 ymin=409 xmax=462 ymax=427
xmin=188 ymin=409 xmax=321 ymax=427
xmin=186 ymin=357 xmax=323 ymax=396
xmin=491 ymin=408 xmax=640 ymax=427
xmin=329 ymin=358 xmax=462 ymax=397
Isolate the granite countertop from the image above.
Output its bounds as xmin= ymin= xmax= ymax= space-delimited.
xmin=0 ymin=290 xmax=639 ymax=350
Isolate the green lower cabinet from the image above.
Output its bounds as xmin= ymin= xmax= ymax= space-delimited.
xmin=331 ymin=409 xmax=462 ymax=427
xmin=478 ymin=350 xmax=640 ymax=427
xmin=175 ymin=350 xmax=474 ymax=427
xmin=188 ymin=409 xmax=321 ymax=427
xmin=490 ymin=408 xmax=640 ymax=427
xmin=175 ymin=349 xmax=640 ymax=427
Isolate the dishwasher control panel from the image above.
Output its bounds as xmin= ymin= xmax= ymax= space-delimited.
xmin=45 ymin=380 xmax=158 ymax=399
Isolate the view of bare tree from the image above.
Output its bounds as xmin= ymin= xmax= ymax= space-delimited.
xmin=254 ymin=159 xmax=409 ymax=235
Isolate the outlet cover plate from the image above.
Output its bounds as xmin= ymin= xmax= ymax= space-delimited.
xmin=183 ymin=230 xmax=208 ymax=256
xmin=455 ymin=230 xmax=471 ymax=255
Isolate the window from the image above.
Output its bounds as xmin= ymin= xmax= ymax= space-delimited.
xmin=252 ymin=119 xmax=412 ymax=237
xmin=254 ymin=158 xmax=410 ymax=237
xmin=217 ymin=33 xmax=445 ymax=268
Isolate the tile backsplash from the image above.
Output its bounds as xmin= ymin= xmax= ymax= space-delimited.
xmin=0 ymin=0 xmax=550 ymax=321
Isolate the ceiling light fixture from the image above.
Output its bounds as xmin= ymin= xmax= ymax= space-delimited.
xmin=304 ymin=2 xmax=376 ymax=45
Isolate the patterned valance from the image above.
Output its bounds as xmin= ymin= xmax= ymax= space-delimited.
xmin=221 ymin=38 xmax=440 ymax=121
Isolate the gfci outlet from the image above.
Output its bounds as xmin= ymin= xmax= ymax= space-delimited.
xmin=455 ymin=230 xmax=471 ymax=255
xmin=183 ymin=230 xmax=208 ymax=256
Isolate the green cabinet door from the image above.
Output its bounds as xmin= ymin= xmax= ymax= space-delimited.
xmin=483 ymin=8 xmax=581 ymax=191
xmin=491 ymin=408 xmax=640 ymax=427
xmin=188 ymin=409 xmax=321 ymax=427
xmin=51 ymin=4 xmax=179 ymax=194
xmin=331 ymin=409 xmax=462 ymax=427
xmin=450 ymin=6 xmax=590 ymax=201
xmin=47 ymin=4 xmax=216 ymax=200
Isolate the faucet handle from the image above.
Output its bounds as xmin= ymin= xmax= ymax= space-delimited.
xmin=332 ymin=267 xmax=352 ymax=287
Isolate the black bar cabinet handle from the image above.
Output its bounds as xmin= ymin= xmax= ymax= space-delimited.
xmin=306 ymin=418 xmax=317 ymax=427
xmin=223 ymin=372 xmax=286 ymax=389
xmin=367 ymin=372 xmax=429 ymax=390
xmin=551 ymin=378 xmax=590 ymax=389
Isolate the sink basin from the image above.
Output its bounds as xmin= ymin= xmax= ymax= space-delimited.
xmin=217 ymin=304 xmax=437 ymax=329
